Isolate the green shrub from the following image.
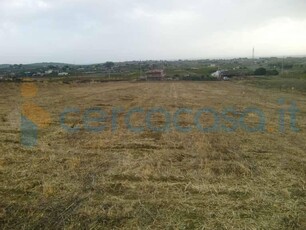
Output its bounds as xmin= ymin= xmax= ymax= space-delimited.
xmin=254 ymin=68 xmax=267 ymax=75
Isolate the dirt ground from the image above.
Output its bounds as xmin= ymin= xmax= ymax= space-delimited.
xmin=0 ymin=81 xmax=305 ymax=229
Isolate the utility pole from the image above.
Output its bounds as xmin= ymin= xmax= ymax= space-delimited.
xmin=139 ymin=61 xmax=142 ymax=80
xmin=282 ymin=56 xmax=284 ymax=74
xmin=252 ymin=47 xmax=255 ymax=60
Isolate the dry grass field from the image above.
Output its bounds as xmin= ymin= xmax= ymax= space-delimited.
xmin=0 ymin=81 xmax=305 ymax=229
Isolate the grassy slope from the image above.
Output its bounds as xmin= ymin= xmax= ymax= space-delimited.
xmin=239 ymin=74 xmax=306 ymax=93
xmin=0 ymin=81 xmax=305 ymax=229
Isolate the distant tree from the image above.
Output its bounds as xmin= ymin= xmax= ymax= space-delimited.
xmin=12 ymin=64 xmax=23 ymax=69
xmin=62 ymin=65 xmax=70 ymax=71
xmin=266 ymin=70 xmax=279 ymax=76
xmin=254 ymin=68 xmax=267 ymax=76
xmin=48 ymin=65 xmax=56 ymax=69
xmin=104 ymin=62 xmax=115 ymax=69
xmin=284 ymin=64 xmax=293 ymax=69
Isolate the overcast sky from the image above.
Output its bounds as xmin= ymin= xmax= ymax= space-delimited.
xmin=0 ymin=0 xmax=306 ymax=64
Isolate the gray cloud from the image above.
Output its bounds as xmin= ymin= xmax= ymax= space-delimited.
xmin=0 ymin=0 xmax=305 ymax=63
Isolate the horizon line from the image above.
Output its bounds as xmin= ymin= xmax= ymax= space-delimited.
xmin=1 ymin=54 xmax=306 ymax=66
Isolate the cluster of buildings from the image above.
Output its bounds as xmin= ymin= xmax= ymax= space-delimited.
xmin=211 ymin=70 xmax=230 ymax=80
xmin=32 ymin=70 xmax=69 ymax=77
xmin=139 ymin=69 xmax=230 ymax=81
xmin=139 ymin=69 xmax=166 ymax=81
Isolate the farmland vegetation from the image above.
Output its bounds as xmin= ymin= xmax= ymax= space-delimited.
xmin=0 ymin=76 xmax=306 ymax=228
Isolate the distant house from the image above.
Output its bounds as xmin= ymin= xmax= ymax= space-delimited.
xmin=139 ymin=76 xmax=147 ymax=81
xmin=24 ymin=72 xmax=32 ymax=77
xmin=33 ymin=72 xmax=44 ymax=77
xmin=58 ymin=72 xmax=69 ymax=76
xmin=211 ymin=70 xmax=229 ymax=80
xmin=223 ymin=76 xmax=230 ymax=81
xmin=146 ymin=69 xmax=166 ymax=81
xmin=45 ymin=70 xmax=53 ymax=75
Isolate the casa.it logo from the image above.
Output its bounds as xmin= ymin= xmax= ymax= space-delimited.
xmin=21 ymin=83 xmax=51 ymax=147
